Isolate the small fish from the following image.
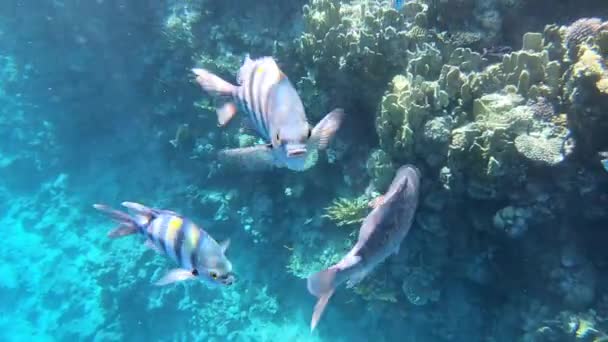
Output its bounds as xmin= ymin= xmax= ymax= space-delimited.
xmin=391 ymin=0 xmax=406 ymax=10
xmin=93 ymin=202 xmax=235 ymax=286
xmin=481 ymin=46 xmax=513 ymax=63
xmin=307 ymin=165 xmax=421 ymax=331
xmin=599 ymin=151 xmax=608 ymax=173
xmin=192 ymin=56 xmax=345 ymax=171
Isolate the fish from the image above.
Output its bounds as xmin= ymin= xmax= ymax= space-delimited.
xmin=93 ymin=201 xmax=235 ymax=286
xmin=192 ymin=56 xmax=345 ymax=171
xmin=391 ymin=0 xmax=406 ymax=10
xmin=599 ymin=151 xmax=608 ymax=173
xmin=481 ymin=46 xmax=513 ymax=61
xmin=306 ymin=165 xmax=421 ymax=331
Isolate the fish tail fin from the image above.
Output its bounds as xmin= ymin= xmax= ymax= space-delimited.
xmin=307 ymin=267 xmax=339 ymax=331
xmin=192 ymin=68 xmax=237 ymax=96
xmin=120 ymin=201 xmax=157 ymax=226
xmin=191 ymin=68 xmax=238 ymax=126
xmin=93 ymin=204 xmax=140 ymax=238
xmin=310 ymin=108 xmax=345 ymax=150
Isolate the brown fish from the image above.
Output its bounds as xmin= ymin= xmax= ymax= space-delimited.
xmin=306 ymin=165 xmax=421 ymax=331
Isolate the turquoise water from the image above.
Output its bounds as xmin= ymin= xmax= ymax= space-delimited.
xmin=2 ymin=1 xmax=608 ymax=341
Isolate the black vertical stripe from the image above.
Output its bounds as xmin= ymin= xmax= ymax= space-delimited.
xmin=173 ymin=223 xmax=185 ymax=266
xmin=256 ymin=70 xmax=270 ymax=139
xmin=248 ymin=65 xmax=263 ymax=133
xmin=156 ymin=216 xmax=169 ymax=255
xmin=253 ymin=69 xmax=265 ymax=119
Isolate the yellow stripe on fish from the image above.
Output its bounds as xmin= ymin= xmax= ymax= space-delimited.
xmin=166 ymin=216 xmax=183 ymax=240
xmin=163 ymin=216 xmax=184 ymax=259
xmin=187 ymin=227 xmax=200 ymax=250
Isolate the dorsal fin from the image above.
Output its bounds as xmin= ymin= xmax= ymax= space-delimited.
xmin=219 ymin=239 xmax=231 ymax=253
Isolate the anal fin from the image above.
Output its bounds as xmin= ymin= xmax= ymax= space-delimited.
xmin=108 ymin=223 xmax=138 ymax=238
xmin=155 ymin=269 xmax=197 ymax=286
xmin=217 ymin=102 xmax=237 ymax=127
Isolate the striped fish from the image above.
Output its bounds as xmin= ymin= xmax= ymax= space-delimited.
xmin=93 ymin=201 xmax=234 ymax=286
xmin=192 ymin=56 xmax=345 ymax=171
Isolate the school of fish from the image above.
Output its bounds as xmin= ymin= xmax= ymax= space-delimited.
xmin=95 ymin=15 xmax=423 ymax=333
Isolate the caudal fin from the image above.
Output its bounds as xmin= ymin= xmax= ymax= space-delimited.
xmin=307 ymin=267 xmax=339 ymax=331
xmin=192 ymin=68 xmax=237 ymax=96
xmin=93 ymin=204 xmax=139 ymax=238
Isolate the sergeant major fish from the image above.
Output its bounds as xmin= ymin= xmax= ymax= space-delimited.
xmin=307 ymin=165 xmax=421 ymax=331
xmin=93 ymin=201 xmax=235 ymax=286
xmin=192 ymin=56 xmax=345 ymax=171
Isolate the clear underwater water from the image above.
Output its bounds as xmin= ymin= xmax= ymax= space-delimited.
xmin=2 ymin=1 xmax=608 ymax=342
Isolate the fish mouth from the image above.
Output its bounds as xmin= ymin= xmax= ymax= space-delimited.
xmin=287 ymin=148 xmax=307 ymax=157
xmin=221 ymin=273 xmax=236 ymax=286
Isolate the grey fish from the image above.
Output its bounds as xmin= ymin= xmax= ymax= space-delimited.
xmin=307 ymin=165 xmax=421 ymax=331
xmin=192 ymin=56 xmax=344 ymax=171
xmin=93 ymin=202 xmax=235 ymax=287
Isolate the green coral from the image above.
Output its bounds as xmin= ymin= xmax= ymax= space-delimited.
xmin=323 ymin=196 xmax=371 ymax=227
xmin=366 ymin=148 xmax=396 ymax=191
xmin=464 ymin=36 xmax=562 ymax=102
xmin=514 ymin=134 xmax=566 ymax=166
xmin=563 ymin=27 xmax=608 ymax=156
xmin=376 ymin=71 xmax=449 ymax=159
xmin=298 ymin=0 xmax=433 ymax=113
xmin=353 ymin=276 xmax=399 ymax=303
xmin=162 ymin=3 xmax=203 ymax=47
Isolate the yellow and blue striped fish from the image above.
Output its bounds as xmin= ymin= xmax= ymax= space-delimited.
xmin=93 ymin=201 xmax=234 ymax=286
xmin=192 ymin=55 xmax=345 ymax=171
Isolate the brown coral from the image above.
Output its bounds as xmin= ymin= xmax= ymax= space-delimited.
xmin=565 ymin=18 xmax=607 ymax=50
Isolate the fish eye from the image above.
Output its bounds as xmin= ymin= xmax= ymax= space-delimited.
xmin=276 ymin=133 xmax=281 ymax=143
xmin=209 ymin=271 xmax=218 ymax=279
xmin=307 ymin=127 xmax=312 ymax=139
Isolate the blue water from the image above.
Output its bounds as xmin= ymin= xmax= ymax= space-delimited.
xmin=2 ymin=1 xmax=608 ymax=341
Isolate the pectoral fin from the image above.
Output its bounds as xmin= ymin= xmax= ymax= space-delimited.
xmin=309 ymin=108 xmax=345 ymax=150
xmin=346 ymin=268 xmax=370 ymax=288
xmin=218 ymin=145 xmax=278 ymax=171
xmin=155 ymin=269 xmax=197 ymax=286
xmin=219 ymin=239 xmax=231 ymax=253
xmin=217 ymin=102 xmax=238 ymax=127
xmin=368 ymin=195 xmax=385 ymax=209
